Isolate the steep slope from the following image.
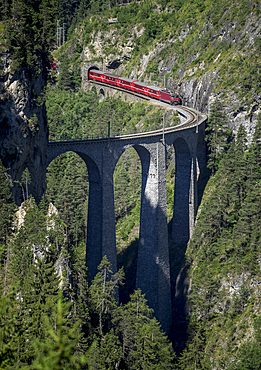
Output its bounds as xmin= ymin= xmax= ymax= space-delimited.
xmin=54 ymin=0 xmax=261 ymax=141
xmin=0 ymin=0 xmax=55 ymax=204
xmin=0 ymin=67 xmax=48 ymax=204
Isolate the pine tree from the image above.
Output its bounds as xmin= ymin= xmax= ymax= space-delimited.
xmin=116 ymin=290 xmax=175 ymax=369
xmin=15 ymin=253 xmax=61 ymax=366
xmin=0 ymin=289 xmax=22 ymax=369
xmin=89 ymin=256 xmax=124 ymax=336
xmin=87 ymin=329 xmax=123 ymax=370
xmin=4 ymin=0 xmax=56 ymax=74
xmin=32 ymin=297 xmax=87 ymax=370
xmin=0 ymin=160 xmax=16 ymax=293
xmin=234 ymin=124 xmax=249 ymax=207
xmin=8 ymin=197 xmax=69 ymax=366
xmin=248 ymin=112 xmax=261 ymax=183
xmin=58 ymin=53 xmax=74 ymax=91
xmin=206 ymin=98 xmax=232 ymax=174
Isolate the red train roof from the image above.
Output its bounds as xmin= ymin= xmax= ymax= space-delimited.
xmin=146 ymin=85 xmax=162 ymax=92
xmin=133 ymin=81 xmax=148 ymax=88
xmin=117 ymin=76 xmax=136 ymax=83
xmin=103 ymin=72 xmax=119 ymax=78
xmin=90 ymin=70 xmax=104 ymax=75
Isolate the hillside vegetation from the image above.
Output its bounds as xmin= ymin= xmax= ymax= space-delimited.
xmin=55 ymin=0 xmax=261 ymax=111
xmin=1 ymin=0 xmax=261 ymax=369
xmin=48 ymin=0 xmax=261 ymax=367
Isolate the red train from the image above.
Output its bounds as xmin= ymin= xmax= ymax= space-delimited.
xmin=88 ymin=68 xmax=182 ymax=105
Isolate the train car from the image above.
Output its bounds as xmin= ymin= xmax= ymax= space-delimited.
xmin=132 ymin=81 xmax=148 ymax=95
xmin=103 ymin=72 xmax=118 ymax=86
xmin=146 ymin=85 xmax=161 ymax=100
xmin=88 ymin=68 xmax=182 ymax=105
xmin=117 ymin=76 xmax=136 ymax=89
xmin=89 ymin=69 xmax=105 ymax=82
xmin=160 ymin=90 xmax=171 ymax=104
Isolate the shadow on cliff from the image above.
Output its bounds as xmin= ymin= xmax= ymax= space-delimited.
xmin=168 ymin=165 xmax=211 ymax=353
xmin=116 ymin=166 xmax=211 ymax=351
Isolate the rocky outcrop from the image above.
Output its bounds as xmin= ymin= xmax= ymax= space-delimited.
xmin=15 ymin=201 xmax=70 ymax=288
xmin=0 ymin=60 xmax=48 ymax=205
xmin=80 ymin=10 xmax=261 ymax=143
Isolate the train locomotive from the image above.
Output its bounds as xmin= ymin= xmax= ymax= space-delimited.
xmin=88 ymin=68 xmax=182 ymax=105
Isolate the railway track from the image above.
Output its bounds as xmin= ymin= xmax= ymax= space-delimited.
xmin=88 ymin=82 xmax=206 ymax=140
xmin=49 ymin=82 xmax=207 ymax=144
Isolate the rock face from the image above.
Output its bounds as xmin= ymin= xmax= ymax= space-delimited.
xmin=80 ymin=11 xmax=261 ymax=143
xmin=0 ymin=63 xmax=48 ymax=205
xmin=15 ymin=201 xmax=71 ymax=288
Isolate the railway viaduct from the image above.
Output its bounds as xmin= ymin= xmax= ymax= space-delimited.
xmin=47 ymin=104 xmax=207 ymax=333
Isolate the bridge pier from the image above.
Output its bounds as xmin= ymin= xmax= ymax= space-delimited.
xmin=84 ymin=147 xmax=117 ymax=280
xmin=172 ymin=136 xmax=198 ymax=245
xmin=100 ymin=148 xmax=117 ymax=275
xmin=136 ymin=142 xmax=171 ymax=334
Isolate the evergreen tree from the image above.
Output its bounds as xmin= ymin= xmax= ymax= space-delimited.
xmin=0 ymin=290 xmax=21 ymax=369
xmin=234 ymin=124 xmax=249 ymax=207
xmin=87 ymin=329 xmax=123 ymax=370
xmin=7 ymin=197 xmax=69 ymax=366
xmin=227 ymin=316 xmax=261 ymax=370
xmin=32 ymin=297 xmax=87 ymax=370
xmin=3 ymin=0 xmax=56 ymax=74
xmin=116 ymin=290 xmax=175 ymax=369
xmin=58 ymin=53 xmax=74 ymax=91
xmin=0 ymin=160 xmax=16 ymax=294
xmin=16 ymin=254 xmax=61 ymax=366
xmin=206 ymin=98 xmax=232 ymax=174
xmin=89 ymin=256 xmax=124 ymax=336
xmin=248 ymin=112 xmax=261 ymax=183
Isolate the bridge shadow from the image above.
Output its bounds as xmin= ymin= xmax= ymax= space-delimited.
xmin=116 ymin=164 xmax=211 ymax=347
xmin=168 ymin=229 xmax=190 ymax=353
xmin=168 ymin=166 xmax=211 ymax=353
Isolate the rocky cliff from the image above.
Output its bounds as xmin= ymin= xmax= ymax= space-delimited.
xmin=79 ymin=5 xmax=261 ymax=143
xmin=0 ymin=59 xmax=48 ymax=205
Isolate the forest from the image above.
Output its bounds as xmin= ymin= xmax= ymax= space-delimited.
xmin=1 ymin=0 xmax=261 ymax=369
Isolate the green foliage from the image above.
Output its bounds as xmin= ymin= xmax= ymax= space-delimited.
xmin=206 ymin=98 xmax=232 ymax=174
xmin=227 ymin=316 xmax=261 ymax=370
xmin=87 ymin=330 xmax=123 ymax=369
xmin=32 ymin=297 xmax=86 ymax=370
xmin=183 ymin=113 xmax=261 ymax=367
xmin=0 ymin=290 xmax=21 ymax=369
xmin=89 ymin=256 xmax=124 ymax=336
xmin=0 ymin=160 xmax=16 ymax=292
xmin=1 ymin=0 xmax=56 ymax=75
xmin=114 ymin=147 xmax=141 ymax=247
xmin=116 ymin=289 xmax=176 ymax=369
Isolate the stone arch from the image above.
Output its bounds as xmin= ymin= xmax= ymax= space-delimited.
xmin=171 ymin=137 xmax=192 ymax=245
xmin=46 ymin=147 xmax=103 ymax=280
xmin=113 ymin=144 xmax=143 ymax=303
xmin=87 ymin=65 xmax=99 ymax=80
xmin=77 ymin=153 xmax=103 ymax=280
xmin=113 ymin=142 xmax=171 ymax=332
xmin=99 ymin=88 xmax=105 ymax=102
xmin=113 ymin=142 xmax=157 ymax=293
xmin=112 ymin=143 xmax=155 ymax=217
